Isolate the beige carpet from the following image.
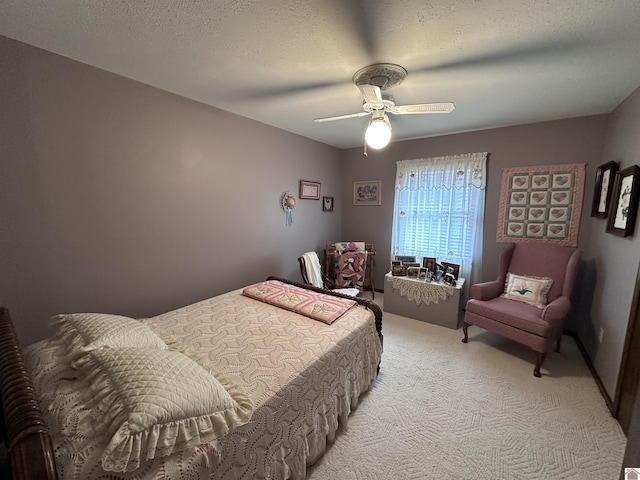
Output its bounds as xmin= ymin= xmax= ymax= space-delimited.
xmin=307 ymin=294 xmax=626 ymax=480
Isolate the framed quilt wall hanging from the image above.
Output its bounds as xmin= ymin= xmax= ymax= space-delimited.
xmin=496 ymin=163 xmax=586 ymax=247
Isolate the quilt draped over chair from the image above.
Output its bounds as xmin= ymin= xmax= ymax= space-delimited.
xmin=298 ymin=251 xmax=360 ymax=297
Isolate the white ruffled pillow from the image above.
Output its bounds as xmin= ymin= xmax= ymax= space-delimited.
xmin=501 ymin=272 xmax=553 ymax=308
xmin=51 ymin=313 xmax=168 ymax=359
xmin=73 ymin=347 xmax=253 ymax=472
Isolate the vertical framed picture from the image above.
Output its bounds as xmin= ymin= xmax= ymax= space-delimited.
xmin=299 ymin=180 xmax=320 ymax=199
xmin=322 ymin=196 xmax=334 ymax=212
xmin=353 ymin=180 xmax=381 ymax=206
xmin=418 ymin=267 xmax=429 ymax=281
xmin=606 ymin=165 xmax=640 ymax=237
xmin=591 ymin=161 xmax=618 ymax=218
xmin=422 ymin=257 xmax=437 ymax=272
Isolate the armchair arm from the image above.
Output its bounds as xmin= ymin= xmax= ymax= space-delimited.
xmin=542 ymin=296 xmax=571 ymax=322
xmin=471 ymin=280 xmax=504 ymax=301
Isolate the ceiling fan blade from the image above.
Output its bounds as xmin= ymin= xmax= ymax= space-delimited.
xmin=314 ymin=111 xmax=370 ymax=123
xmin=358 ymin=84 xmax=384 ymax=109
xmin=390 ymin=102 xmax=455 ymax=115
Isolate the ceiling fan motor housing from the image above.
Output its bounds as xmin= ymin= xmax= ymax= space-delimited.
xmin=363 ymin=95 xmax=395 ymax=113
xmin=352 ymin=63 xmax=408 ymax=90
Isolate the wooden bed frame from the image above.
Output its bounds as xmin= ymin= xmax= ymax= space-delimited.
xmin=0 ymin=276 xmax=382 ymax=480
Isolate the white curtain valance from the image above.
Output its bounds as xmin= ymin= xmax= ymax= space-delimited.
xmin=395 ymin=152 xmax=487 ymax=190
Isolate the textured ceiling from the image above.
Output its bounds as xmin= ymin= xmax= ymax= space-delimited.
xmin=1 ymin=1 xmax=640 ymax=149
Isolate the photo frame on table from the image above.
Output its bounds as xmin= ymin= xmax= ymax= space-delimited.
xmin=392 ymin=264 xmax=406 ymax=276
xmin=395 ymin=255 xmax=417 ymax=264
xmin=606 ymin=165 xmax=640 ymax=237
xmin=322 ymin=196 xmax=334 ymax=212
xmin=418 ymin=267 xmax=429 ymax=281
xmin=407 ymin=267 xmax=420 ymax=279
xmin=441 ymin=262 xmax=461 ymax=280
xmin=443 ymin=272 xmax=457 ymax=287
xmin=353 ymin=180 xmax=382 ymax=206
xmin=422 ymin=257 xmax=437 ymax=272
xmin=299 ymin=180 xmax=321 ymax=200
xmin=591 ymin=161 xmax=619 ymax=218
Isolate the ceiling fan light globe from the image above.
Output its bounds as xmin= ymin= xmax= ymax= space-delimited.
xmin=365 ymin=120 xmax=392 ymax=149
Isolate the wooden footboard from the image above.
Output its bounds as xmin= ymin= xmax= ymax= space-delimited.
xmin=267 ymin=276 xmax=383 ymax=348
xmin=0 ymin=308 xmax=58 ymax=480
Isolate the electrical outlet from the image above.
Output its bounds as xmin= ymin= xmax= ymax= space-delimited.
xmin=598 ymin=328 xmax=604 ymax=343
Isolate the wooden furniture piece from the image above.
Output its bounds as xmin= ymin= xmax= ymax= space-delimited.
xmin=298 ymin=252 xmax=360 ymax=297
xmin=324 ymin=243 xmax=376 ymax=299
xmin=383 ymin=273 xmax=465 ymax=329
xmin=0 ymin=277 xmax=382 ymax=480
xmin=0 ymin=308 xmax=59 ymax=480
xmin=462 ymin=242 xmax=580 ymax=377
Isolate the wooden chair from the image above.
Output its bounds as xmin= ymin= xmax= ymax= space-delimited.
xmin=298 ymin=252 xmax=360 ymax=297
xmin=324 ymin=242 xmax=375 ymax=299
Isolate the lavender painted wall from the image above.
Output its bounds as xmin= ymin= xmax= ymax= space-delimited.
xmin=341 ymin=115 xmax=608 ymax=293
xmin=0 ymin=36 xmax=343 ymax=345
xmin=583 ymin=86 xmax=640 ymax=397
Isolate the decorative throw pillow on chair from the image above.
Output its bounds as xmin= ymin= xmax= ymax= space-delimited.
xmin=334 ymin=251 xmax=368 ymax=288
xmin=501 ymin=272 xmax=553 ymax=308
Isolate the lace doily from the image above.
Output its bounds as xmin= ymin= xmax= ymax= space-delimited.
xmin=386 ymin=274 xmax=455 ymax=306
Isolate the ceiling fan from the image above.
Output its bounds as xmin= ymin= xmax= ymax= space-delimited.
xmin=314 ymin=63 xmax=455 ymax=150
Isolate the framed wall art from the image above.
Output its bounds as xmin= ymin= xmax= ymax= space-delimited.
xmin=353 ymin=180 xmax=381 ymax=206
xmin=322 ymin=196 xmax=334 ymax=212
xmin=591 ymin=161 xmax=618 ymax=218
xmin=496 ymin=163 xmax=586 ymax=247
xmin=299 ymin=180 xmax=320 ymax=199
xmin=606 ymin=165 xmax=640 ymax=237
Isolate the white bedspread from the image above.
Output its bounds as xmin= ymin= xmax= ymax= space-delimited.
xmin=24 ymin=286 xmax=382 ymax=480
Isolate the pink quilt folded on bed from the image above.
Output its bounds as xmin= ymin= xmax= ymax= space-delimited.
xmin=242 ymin=280 xmax=356 ymax=324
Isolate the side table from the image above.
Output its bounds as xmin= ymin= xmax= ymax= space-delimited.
xmin=383 ymin=272 xmax=465 ymax=329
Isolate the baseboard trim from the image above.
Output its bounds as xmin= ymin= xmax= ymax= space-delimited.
xmin=564 ymin=330 xmax=614 ymax=413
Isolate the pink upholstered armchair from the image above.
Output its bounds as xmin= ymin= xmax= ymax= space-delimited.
xmin=462 ymin=242 xmax=581 ymax=377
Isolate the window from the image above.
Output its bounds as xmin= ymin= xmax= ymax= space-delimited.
xmin=391 ymin=153 xmax=487 ymax=289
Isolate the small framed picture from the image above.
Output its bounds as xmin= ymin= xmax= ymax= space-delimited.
xmin=322 ymin=196 xmax=334 ymax=212
xmin=591 ymin=161 xmax=618 ymax=218
xmin=403 ymin=262 xmax=420 ymax=270
xmin=441 ymin=262 xmax=461 ymax=280
xmin=353 ymin=180 xmax=382 ymax=206
xmin=392 ymin=264 xmax=406 ymax=276
xmin=422 ymin=257 xmax=437 ymax=272
xmin=418 ymin=267 xmax=429 ymax=281
xmin=299 ymin=180 xmax=321 ymax=200
xmin=444 ymin=272 xmax=457 ymax=286
xmin=395 ymin=255 xmax=417 ymax=264
xmin=407 ymin=267 xmax=420 ymax=279
xmin=606 ymin=165 xmax=640 ymax=237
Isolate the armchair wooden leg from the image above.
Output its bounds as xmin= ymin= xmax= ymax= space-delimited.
xmin=461 ymin=322 xmax=469 ymax=343
xmin=533 ymin=351 xmax=546 ymax=378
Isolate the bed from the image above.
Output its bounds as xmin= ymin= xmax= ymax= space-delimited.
xmin=0 ymin=276 xmax=383 ymax=480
